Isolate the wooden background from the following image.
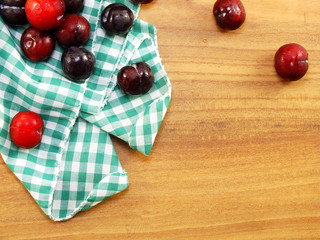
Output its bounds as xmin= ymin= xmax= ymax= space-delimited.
xmin=1 ymin=0 xmax=320 ymax=239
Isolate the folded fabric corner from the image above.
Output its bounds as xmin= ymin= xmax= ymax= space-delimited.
xmin=49 ymin=118 xmax=128 ymax=221
xmin=129 ymin=92 xmax=171 ymax=155
xmin=0 ymin=1 xmax=171 ymax=221
xmin=81 ymin=19 xmax=172 ymax=156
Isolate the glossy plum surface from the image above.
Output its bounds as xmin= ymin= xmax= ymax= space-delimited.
xmin=117 ymin=62 xmax=154 ymax=95
xmin=64 ymin=0 xmax=83 ymax=14
xmin=25 ymin=0 xmax=65 ymax=30
xmin=55 ymin=14 xmax=90 ymax=47
xmin=213 ymin=0 xmax=246 ymax=30
xmin=20 ymin=26 xmax=55 ymax=61
xmin=61 ymin=46 xmax=95 ymax=82
xmin=274 ymin=43 xmax=309 ymax=81
xmin=131 ymin=0 xmax=153 ymax=3
xmin=10 ymin=111 xmax=44 ymax=149
xmin=101 ymin=3 xmax=134 ymax=35
xmin=0 ymin=0 xmax=29 ymax=25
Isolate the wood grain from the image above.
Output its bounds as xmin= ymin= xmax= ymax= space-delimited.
xmin=1 ymin=0 xmax=320 ymax=239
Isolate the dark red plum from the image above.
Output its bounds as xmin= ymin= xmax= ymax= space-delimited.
xmin=20 ymin=26 xmax=55 ymax=61
xmin=274 ymin=43 xmax=309 ymax=81
xmin=213 ymin=0 xmax=246 ymax=30
xmin=55 ymin=14 xmax=90 ymax=47
xmin=64 ymin=0 xmax=83 ymax=14
xmin=61 ymin=46 xmax=95 ymax=82
xmin=117 ymin=62 xmax=154 ymax=95
xmin=101 ymin=3 xmax=134 ymax=35
xmin=0 ymin=0 xmax=29 ymax=25
xmin=131 ymin=0 xmax=153 ymax=3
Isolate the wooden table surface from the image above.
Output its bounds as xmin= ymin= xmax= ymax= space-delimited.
xmin=1 ymin=0 xmax=320 ymax=239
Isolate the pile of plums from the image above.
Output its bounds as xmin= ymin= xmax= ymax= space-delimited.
xmin=0 ymin=0 xmax=95 ymax=82
xmin=0 ymin=0 xmax=156 ymax=88
xmin=0 ymin=0 xmax=155 ymax=149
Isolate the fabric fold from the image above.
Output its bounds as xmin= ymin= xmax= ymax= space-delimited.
xmin=50 ymin=117 xmax=128 ymax=221
xmin=81 ymin=19 xmax=172 ymax=155
xmin=0 ymin=1 xmax=171 ymax=221
xmin=81 ymin=0 xmax=140 ymax=114
xmin=0 ymin=18 xmax=86 ymax=218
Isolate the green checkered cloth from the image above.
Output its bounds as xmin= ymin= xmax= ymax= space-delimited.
xmin=51 ymin=117 xmax=128 ymax=220
xmin=0 ymin=0 xmax=171 ymax=221
xmin=82 ymin=19 xmax=171 ymax=155
xmin=81 ymin=0 xmax=140 ymax=114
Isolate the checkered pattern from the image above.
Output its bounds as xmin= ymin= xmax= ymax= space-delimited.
xmin=0 ymin=0 xmax=171 ymax=221
xmin=0 ymin=18 xmax=86 ymax=217
xmin=51 ymin=117 xmax=128 ymax=220
xmin=81 ymin=0 xmax=140 ymax=114
xmin=81 ymin=19 xmax=171 ymax=155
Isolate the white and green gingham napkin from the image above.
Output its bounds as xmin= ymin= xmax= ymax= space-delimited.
xmin=0 ymin=0 xmax=171 ymax=221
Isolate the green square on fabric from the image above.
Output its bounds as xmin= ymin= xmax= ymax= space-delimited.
xmin=0 ymin=0 xmax=171 ymax=222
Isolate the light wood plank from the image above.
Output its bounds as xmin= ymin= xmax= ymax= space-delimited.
xmin=1 ymin=0 xmax=320 ymax=239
